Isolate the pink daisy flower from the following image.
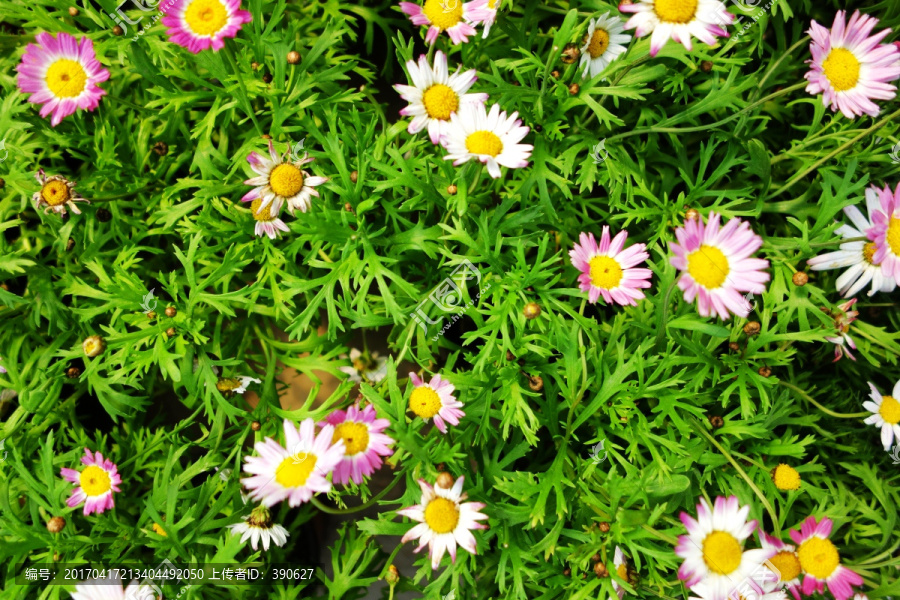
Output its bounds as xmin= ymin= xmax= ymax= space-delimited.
xmin=618 ymin=0 xmax=732 ymax=58
xmin=867 ymin=182 xmax=900 ymax=281
xmin=242 ymin=140 xmax=328 ymax=216
xmin=161 ymin=0 xmax=252 ymax=54
xmin=467 ymin=0 xmax=501 ymax=38
xmin=758 ymin=531 xmax=803 ymax=600
xmin=408 ymin=372 xmax=465 ymax=433
xmin=319 ymin=403 xmax=395 ymax=486
xmin=569 ymin=228 xmax=652 ymax=307
xmin=670 ymin=212 xmax=770 ymax=320
xmin=789 ymin=516 xmax=863 ymax=600
xmin=393 ymin=50 xmax=488 ymax=145
xmin=824 ymin=298 xmax=859 ymax=362
xmin=805 ymin=10 xmax=900 ymax=119
xmin=60 ymin=448 xmax=122 ymax=516
xmin=241 ymin=418 xmax=345 ymax=507
xmin=675 ymin=496 xmax=775 ymax=600
xmin=398 ymin=476 xmax=489 ymax=570
xmin=16 ymin=32 xmax=110 ymax=127
xmin=248 ymin=197 xmax=289 ymax=239
xmin=400 ymin=0 xmax=478 ymax=45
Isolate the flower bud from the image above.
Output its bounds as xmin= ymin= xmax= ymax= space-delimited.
xmin=350 ymin=170 xmax=359 ymax=183
xmin=758 ymin=366 xmax=772 ymax=378
xmin=523 ymin=302 xmax=541 ymax=319
xmin=436 ymin=472 xmax=455 ymax=489
xmin=561 ymin=43 xmax=580 ymax=64
xmin=568 ymin=83 xmax=580 ymax=95
xmin=82 ymin=335 xmax=105 ymax=358
xmin=166 ymin=327 xmax=176 ymax=338
xmin=66 ymin=366 xmax=81 ymax=379
xmin=165 ymin=306 xmax=177 ymax=317
xmin=68 ymin=6 xmax=79 ymax=16
xmin=709 ymin=415 xmax=724 ymax=429
xmin=262 ymin=73 xmax=273 ymax=84
xmin=700 ymin=60 xmax=713 ymax=73
xmin=771 ymin=464 xmax=801 ymax=490
xmin=743 ymin=321 xmax=761 ymax=336
xmin=447 ymin=185 xmax=458 ymax=195
xmin=287 ymin=51 xmax=301 ymax=65
xmin=385 ymin=565 xmax=400 ymax=586
xmin=792 ymin=271 xmax=808 ymax=286
xmin=47 ymin=516 xmax=65 ymax=533
xmin=598 ymin=521 xmax=610 ymax=533
xmin=685 ymin=208 xmax=700 ymax=221
xmin=112 ymin=25 xmax=123 ymax=36
xmin=152 ymin=141 xmax=168 ymax=156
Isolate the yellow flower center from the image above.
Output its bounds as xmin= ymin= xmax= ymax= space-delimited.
xmin=886 ymin=217 xmax=900 ymax=256
xmin=772 ymin=464 xmax=801 ymax=491
xmin=152 ymin=523 xmax=167 ymax=536
xmin=410 ymin=385 xmax=443 ymax=419
xmin=465 ymin=131 xmax=503 ymax=157
xmin=216 ymin=377 xmax=241 ymax=393
xmin=332 ymin=422 xmax=370 ymax=456
xmin=588 ymin=28 xmax=610 ymax=59
xmin=250 ymin=198 xmax=275 ymax=222
xmin=797 ymin=536 xmax=840 ymax=579
xmin=701 ymin=531 xmax=743 ymax=575
xmin=422 ymin=84 xmax=460 ymax=121
xmin=79 ymin=465 xmax=112 ymax=496
xmin=589 ymin=255 xmax=623 ymax=289
xmin=616 ymin=563 xmax=628 ymax=581
xmin=687 ymin=245 xmax=730 ymax=289
xmin=862 ymin=242 xmax=880 ymax=265
xmin=269 ymin=163 xmax=305 ymax=198
xmin=424 ymin=497 xmax=460 ymax=533
xmin=45 ymin=59 xmax=88 ymax=99
xmin=822 ymin=48 xmax=861 ymax=92
xmin=275 ymin=454 xmax=318 ymax=488
xmin=41 ymin=180 xmax=71 ymax=206
xmin=653 ymin=0 xmax=698 ymax=24
xmin=769 ymin=550 xmax=801 ymax=583
xmin=422 ymin=0 xmax=464 ymax=30
xmin=879 ymin=395 xmax=900 ymax=425
xmin=184 ymin=0 xmax=230 ymax=36
xmin=488 ymin=0 xmax=497 ymax=7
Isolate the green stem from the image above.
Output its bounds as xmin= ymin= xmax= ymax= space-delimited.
xmin=641 ymin=523 xmax=679 ymax=546
xmin=766 ymin=107 xmax=900 ymax=199
xmin=690 ymin=416 xmax=779 ymax=534
xmin=222 ymin=43 xmax=263 ymax=136
xmin=607 ymin=82 xmax=807 ymax=143
xmin=778 ymin=380 xmax=869 ymax=419
xmin=310 ymin=474 xmax=402 ymax=515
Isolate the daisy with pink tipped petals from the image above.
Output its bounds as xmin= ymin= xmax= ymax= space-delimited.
xmin=805 ymin=10 xmax=900 ymax=119
xmin=867 ymin=183 xmax=900 ymax=281
xmin=670 ymin=212 xmax=770 ymax=320
xmin=400 ymin=0 xmax=478 ymax=45
xmin=394 ymin=50 xmax=488 ymax=145
xmin=675 ymin=496 xmax=774 ymax=600
xmin=408 ymin=372 xmax=464 ymax=433
xmin=242 ymin=140 xmax=328 ymax=216
xmin=241 ymin=418 xmax=345 ymax=507
xmin=16 ymin=32 xmax=110 ymax=127
xmin=789 ymin=516 xmax=863 ymax=600
xmin=468 ymin=0 xmax=501 ymax=38
xmin=863 ymin=380 xmax=900 ymax=451
xmin=320 ymin=402 xmax=395 ymax=485
xmin=758 ymin=531 xmax=803 ymax=600
xmin=824 ymin=298 xmax=859 ymax=362
xmin=441 ymin=103 xmax=532 ymax=179
xmin=161 ymin=0 xmax=252 ymax=54
xmin=569 ymin=228 xmax=652 ymax=307
xmin=61 ymin=448 xmax=122 ymax=516
xmin=398 ymin=476 xmax=489 ymax=570
xmin=619 ymin=0 xmax=732 ymax=58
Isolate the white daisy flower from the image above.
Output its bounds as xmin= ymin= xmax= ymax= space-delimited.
xmin=619 ymin=0 xmax=733 ymax=57
xmin=393 ymin=50 xmax=488 ymax=145
xmin=339 ymin=348 xmax=389 ymax=383
xmin=579 ymin=13 xmax=632 ymax=80
xmin=398 ymin=476 xmax=489 ymax=570
xmin=228 ymin=505 xmax=290 ymax=551
xmin=864 ymin=380 xmax=900 ymax=451
xmin=441 ymin=103 xmax=532 ymax=179
xmin=808 ymin=187 xmax=897 ymax=297
xmin=241 ymin=140 xmax=328 ymax=216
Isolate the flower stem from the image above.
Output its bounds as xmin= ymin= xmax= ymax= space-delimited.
xmin=310 ymin=474 xmax=402 ymax=515
xmin=778 ymin=380 xmax=869 ymax=419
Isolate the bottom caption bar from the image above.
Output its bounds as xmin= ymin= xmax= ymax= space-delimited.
xmin=16 ymin=562 xmax=318 ymax=586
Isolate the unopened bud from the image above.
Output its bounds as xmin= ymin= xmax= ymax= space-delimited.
xmin=47 ymin=516 xmax=65 ymax=533
xmin=68 ymin=6 xmax=79 ymax=16
xmin=743 ymin=321 xmax=760 ymax=336
xmin=287 ymin=51 xmax=301 ymax=65
xmin=700 ymin=60 xmax=713 ymax=73
xmin=523 ymin=302 xmax=541 ymax=319
xmin=350 ymin=170 xmax=358 ymax=183
xmin=561 ymin=43 xmax=580 ymax=65
xmin=758 ymin=366 xmax=772 ymax=378
xmin=598 ymin=521 xmax=610 ymax=533
xmin=436 ymin=472 xmax=455 ymax=489
xmin=568 ymin=83 xmax=580 ymax=95
xmin=165 ymin=306 xmax=177 ymax=317
xmin=251 ymin=421 xmax=261 ymax=431
xmin=82 ymin=335 xmax=105 ymax=358
xmin=385 ymin=565 xmax=400 ymax=586
xmin=447 ymin=185 xmax=458 ymax=195
xmin=709 ymin=415 xmax=724 ymax=429
xmin=166 ymin=327 xmax=176 ymax=338
xmin=792 ymin=271 xmax=808 ymax=286
xmin=594 ymin=562 xmax=608 ymax=578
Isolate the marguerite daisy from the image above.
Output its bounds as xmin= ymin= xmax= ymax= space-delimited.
xmin=398 ymin=476 xmax=489 ymax=570
xmin=569 ymin=228 xmax=652 ymax=307
xmin=619 ymin=0 xmax=733 ymax=57
xmin=339 ymin=348 xmax=389 ymax=383
xmin=808 ymin=187 xmax=896 ymax=297
xmin=16 ymin=32 xmax=110 ymax=127
xmin=400 ymin=0 xmax=478 ymax=45
xmin=675 ymin=496 xmax=775 ymax=600
xmin=228 ymin=505 xmax=290 ymax=551
xmin=863 ymin=380 xmax=900 ymax=451
xmin=61 ymin=448 xmax=122 ymax=516
xmin=393 ymin=50 xmax=488 ymax=145
xmin=241 ymin=418 xmax=345 ymax=507
xmin=69 ymin=575 xmax=152 ymax=600
xmin=161 ymin=0 xmax=252 ymax=54
xmin=805 ymin=10 xmax=900 ymax=119
xmin=612 ymin=546 xmax=634 ymax=599
xmin=249 ymin=198 xmax=289 ymax=240
xmin=867 ymin=183 xmax=900 ymax=282
xmin=759 ymin=531 xmax=803 ymax=600
xmin=215 ymin=375 xmax=261 ymax=397
xmin=32 ymin=170 xmax=89 ymax=216
xmin=789 ymin=516 xmax=863 ymax=600
xmin=670 ymin=212 xmax=770 ymax=320
xmin=579 ymin=13 xmax=632 ymax=80
xmin=824 ymin=298 xmax=859 ymax=362
xmin=242 ymin=140 xmax=328 ymax=216
xmin=467 ymin=0 xmax=501 ymax=38
xmin=441 ymin=103 xmax=532 ymax=179
xmin=320 ymin=402 xmax=395 ymax=485
xmin=408 ymin=372 xmax=465 ymax=433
